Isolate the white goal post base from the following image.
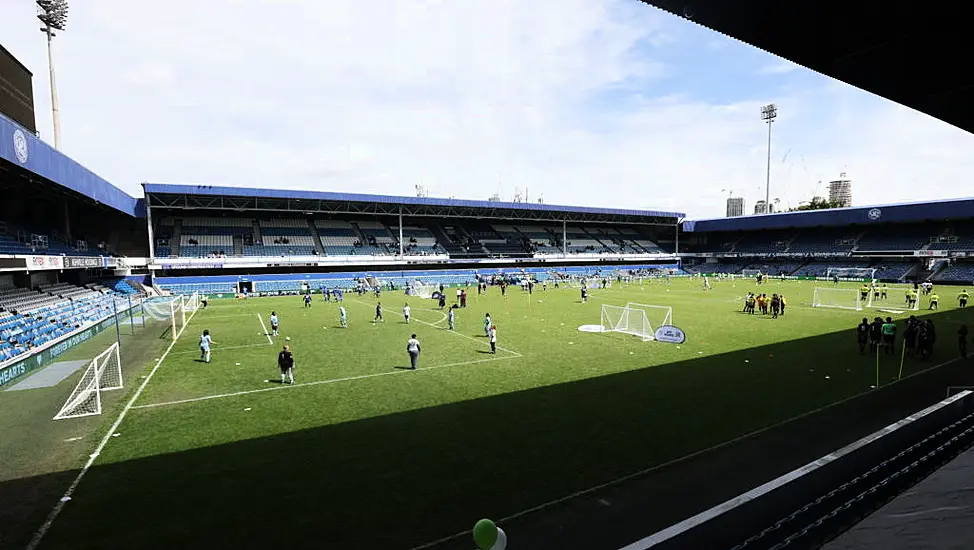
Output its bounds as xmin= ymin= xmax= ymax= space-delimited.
xmin=599 ymin=303 xmax=674 ymax=341
xmin=54 ymin=341 xmax=123 ymax=420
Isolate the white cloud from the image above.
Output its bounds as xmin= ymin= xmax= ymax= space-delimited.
xmin=758 ymin=60 xmax=800 ymax=75
xmin=2 ymin=0 xmax=973 ymax=220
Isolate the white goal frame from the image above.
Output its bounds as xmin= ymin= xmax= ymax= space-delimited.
xmin=866 ymin=285 xmax=920 ymax=311
xmin=741 ymin=269 xmax=763 ymax=277
xmin=54 ymin=341 xmax=123 ymax=420
xmin=812 ymin=287 xmax=862 ymax=311
xmin=601 ymin=304 xmax=655 ymax=341
xmin=410 ymin=280 xmax=435 ymax=299
xmin=143 ymin=296 xmax=186 ymax=340
xmin=826 ymin=267 xmax=877 ymax=280
xmin=626 ymin=302 xmax=674 ymax=327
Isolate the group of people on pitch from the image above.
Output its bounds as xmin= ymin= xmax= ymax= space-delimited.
xmin=742 ymin=292 xmax=786 ymax=318
xmin=857 ymin=315 xmax=969 ymax=360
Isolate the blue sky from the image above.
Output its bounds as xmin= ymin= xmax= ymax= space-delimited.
xmin=2 ymin=0 xmax=973 ymax=219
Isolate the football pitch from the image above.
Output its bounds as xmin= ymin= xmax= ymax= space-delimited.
xmin=26 ymin=278 xmax=974 ymax=549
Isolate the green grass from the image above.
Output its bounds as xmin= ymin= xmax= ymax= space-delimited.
xmin=13 ymin=278 xmax=974 ymax=550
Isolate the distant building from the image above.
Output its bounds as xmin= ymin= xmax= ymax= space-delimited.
xmin=726 ymin=197 xmax=744 ymax=217
xmin=754 ymin=200 xmax=774 ymax=215
xmin=829 ymin=173 xmax=852 ymax=207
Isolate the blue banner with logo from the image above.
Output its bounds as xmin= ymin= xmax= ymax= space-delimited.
xmin=0 ymin=113 xmax=140 ymax=217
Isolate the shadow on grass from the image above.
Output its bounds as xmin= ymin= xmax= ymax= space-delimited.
xmin=4 ymin=309 xmax=974 ymax=550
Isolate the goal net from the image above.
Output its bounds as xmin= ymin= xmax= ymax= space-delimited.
xmin=826 ymin=267 xmax=877 ymax=281
xmin=143 ymin=296 xmax=186 ymax=340
xmin=600 ymin=303 xmax=673 ymax=341
xmin=741 ymin=269 xmax=763 ymax=277
xmin=54 ymin=341 xmax=123 ymax=420
xmin=184 ymin=291 xmax=200 ymax=312
xmin=812 ymin=287 xmax=862 ymax=311
xmin=410 ymin=280 xmax=435 ymax=299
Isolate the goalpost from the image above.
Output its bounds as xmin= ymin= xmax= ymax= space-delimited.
xmin=741 ymin=269 xmax=763 ymax=277
xmin=143 ymin=296 xmax=186 ymax=340
xmin=410 ymin=280 xmax=435 ymax=299
xmin=812 ymin=287 xmax=862 ymax=311
xmin=599 ymin=303 xmax=673 ymax=341
xmin=54 ymin=341 xmax=123 ymax=420
xmin=826 ymin=267 xmax=877 ymax=281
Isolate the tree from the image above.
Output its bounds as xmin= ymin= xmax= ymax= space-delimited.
xmin=789 ymin=197 xmax=846 ymax=212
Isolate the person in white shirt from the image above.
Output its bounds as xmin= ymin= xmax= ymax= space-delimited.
xmin=448 ymin=305 xmax=456 ymax=331
xmin=484 ymin=313 xmax=492 ymax=336
xmin=269 ymin=311 xmax=279 ymax=336
xmin=456 ymin=288 xmax=462 ymax=305
xmin=339 ymin=306 xmax=347 ymax=328
xmin=403 ymin=303 xmax=411 ymax=324
xmin=406 ymin=334 xmax=421 ymax=369
xmin=488 ymin=325 xmax=497 ymax=354
xmin=703 ymin=277 xmax=711 ymax=291
xmin=199 ymin=329 xmax=215 ymax=363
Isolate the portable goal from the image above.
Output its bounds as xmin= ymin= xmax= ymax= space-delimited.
xmin=53 ymin=341 xmax=123 ymax=420
xmin=600 ymin=303 xmax=673 ymax=341
xmin=143 ymin=296 xmax=187 ymax=340
xmin=741 ymin=269 xmax=763 ymax=277
xmin=410 ymin=280 xmax=436 ymax=299
xmin=812 ymin=287 xmax=862 ymax=311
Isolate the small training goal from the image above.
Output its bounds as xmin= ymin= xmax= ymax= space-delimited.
xmin=598 ymin=303 xmax=673 ymax=341
xmin=410 ymin=280 xmax=436 ymax=299
xmin=812 ymin=287 xmax=862 ymax=311
xmin=53 ymin=341 xmax=123 ymax=420
xmin=741 ymin=269 xmax=763 ymax=277
xmin=143 ymin=295 xmax=188 ymax=340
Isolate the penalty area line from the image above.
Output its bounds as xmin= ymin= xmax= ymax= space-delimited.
xmin=257 ymin=314 xmax=274 ymax=345
xmin=26 ymin=297 xmax=203 ymax=550
xmin=131 ymin=354 xmax=519 ymax=410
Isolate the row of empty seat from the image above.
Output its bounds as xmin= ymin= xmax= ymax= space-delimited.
xmin=703 ymin=223 xmax=974 ymax=255
xmin=154 ymin=215 xmax=668 ymax=259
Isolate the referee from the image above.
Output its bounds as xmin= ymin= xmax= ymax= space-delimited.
xmin=278 ymin=344 xmax=294 ymax=385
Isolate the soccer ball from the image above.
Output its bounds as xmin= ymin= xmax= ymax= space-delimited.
xmin=285 ymin=336 xmax=291 ymax=341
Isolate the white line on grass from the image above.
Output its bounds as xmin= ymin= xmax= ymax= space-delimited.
xmin=26 ymin=301 xmax=202 ymax=550
xmin=130 ymin=354 xmax=518 ymax=410
xmin=406 ymin=356 xmax=964 ymax=550
xmin=169 ymin=342 xmax=273 ymax=357
xmin=191 ymin=313 xmax=257 ymax=320
xmin=350 ymin=297 xmax=523 ymax=357
xmin=256 ymin=313 xmax=274 ymax=345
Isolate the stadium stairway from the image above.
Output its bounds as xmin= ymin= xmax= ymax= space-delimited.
xmin=251 ymin=220 xmax=262 ymax=247
xmin=232 ymin=235 xmax=243 ymax=256
xmin=170 ymin=219 xmax=182 ymax=257
xmin=308 ymin=223 xmax=326 ymax=256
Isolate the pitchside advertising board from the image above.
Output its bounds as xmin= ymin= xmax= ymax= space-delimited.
xmin=0 ymin=313 xmax=121 ymax=387
xmin=1 ymin=255 xmax=112 ymax=271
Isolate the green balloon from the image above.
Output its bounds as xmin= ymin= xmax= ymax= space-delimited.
xmin=473 ymin=519 xmax=498 ymax=549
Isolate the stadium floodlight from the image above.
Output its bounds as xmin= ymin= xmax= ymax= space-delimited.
xmin=760 ymin=103 xmax=777 ymax=215
xmin=37 ymin=0 xmax=69 ymax=150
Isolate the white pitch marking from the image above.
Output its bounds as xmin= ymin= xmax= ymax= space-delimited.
xmin=131 ymin=354 xmax=518 ymax=410
xmin=351 ymin=298 xmax=522 ymax=357
xmin=170 ymin=342 xmax=272 ymax=356
xmin=257 ymin=314 xmax=274 ymax=345
xmin=406 ymin=356 xmax=966 ymax=550
xmin=26 ymin=297 xmax=202 ymax=550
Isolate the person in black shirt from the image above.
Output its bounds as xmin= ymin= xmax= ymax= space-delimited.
xmin=857 ymin=318 xmax=870 ymax=354
xmin=868 ymin=317 xmax=883 ymax=354
xmin=959 ymin=324 xmax=969 ymax=358
xmin=278 ymin=345 xmax=294 ymax=385
xmin=903 ymin=316 xmax=918 ymax=359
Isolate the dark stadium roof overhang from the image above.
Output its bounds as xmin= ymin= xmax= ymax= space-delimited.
xmin=684 ymin=197 xmax=974 ymax=233
xmin=142 ymin=183 xmax=684 ymax=226
xmin=644 ymin=1 xmax=974 ymax=134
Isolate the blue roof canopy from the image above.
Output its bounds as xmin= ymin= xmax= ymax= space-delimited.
xmin=143 ymin=183 xmax=685 ymax=220
xmin=683 ymin=197 xmax=974 ymax=233
xmin=0 ymin=113 xmax=141 ymax=217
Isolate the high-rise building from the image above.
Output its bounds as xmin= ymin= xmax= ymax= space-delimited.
xmin=828 ymin=173 xmax=852 ymax=207
xmin=726 ymin=197 xmax=744 ymax=217
xmin=754 ymin=200 xmax=774 ymax=215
